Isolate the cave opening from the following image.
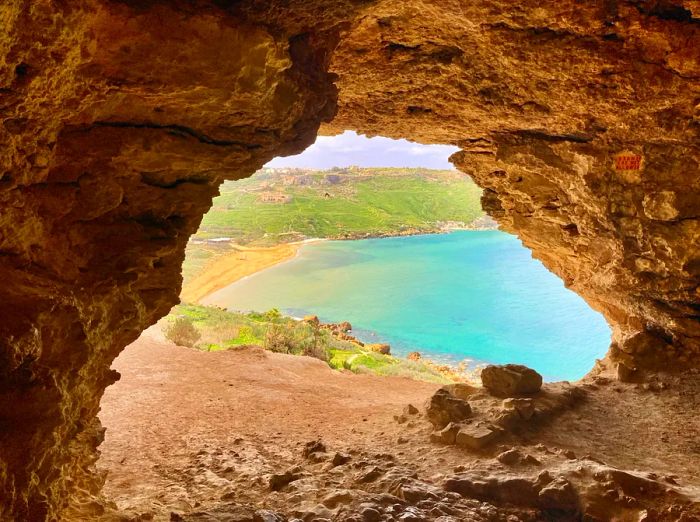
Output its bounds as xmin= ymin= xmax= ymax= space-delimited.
xmin=95 ymin=130 xmax=613 ymax=515
xmin=1 ymin=2 xmax=698 ymax=520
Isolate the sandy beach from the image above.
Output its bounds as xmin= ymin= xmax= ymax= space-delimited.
xmin=180 ymin=242 xmax=299 ymax=303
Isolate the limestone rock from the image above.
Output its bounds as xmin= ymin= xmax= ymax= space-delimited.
xmin=367 ymin=343 xmax=391 ymax=355
xmin=501 ymin=398 xmax=536 ymax=420
xmin=269 ymin=469 xmax=303 ymax=491
xmin=538 ymin=477 xmax=579 ymax=511
xmin=331 ymin=452 xmax=351 ymax=467
xmin=616 ymin=362 xmax=638 ymax=383
xmin=430 ymin=422 xmax=461 ymax=445
xmin=1 ymin=0 xmax=699 ymax=518
xmin=302 ymin=315 xmax=320 ymax=327
xmin=455 ymin=424 xmax=500 ymax=450
xmin=425 ymin=389 xmax=472 ymax=429
xmin=441 ymin=383 xmax=480 ymax=401
xmin=403 ymin=404 xmax=419 ymax=415
xmin=481 ymin=365 xmax=543 ymax=397
xmin=302 ymin=440 xmax=326 ymax=459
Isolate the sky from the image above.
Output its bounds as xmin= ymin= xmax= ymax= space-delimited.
xmin=265 ymin=131 xmax=459 ymax=169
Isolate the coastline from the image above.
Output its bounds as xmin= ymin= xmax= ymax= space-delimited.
xmin=181 ymin=224 xmax=497 ymax=304
xmin=181 ymin=242 xmax=302 ymax=303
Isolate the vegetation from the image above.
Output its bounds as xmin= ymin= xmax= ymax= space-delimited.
xmin=197 ymin=167 xmax=484 ymax=244
xmin=164 ymin=316 xmax=201 ymax=348
xmin=165 ymin=304 xmax=454 ymax=384
xmin=182 ymin=167 xmax=485 ymax=284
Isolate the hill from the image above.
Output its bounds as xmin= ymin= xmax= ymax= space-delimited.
xmin=197 ymin=167 xmax=484 ymax=243
xmin=183 ymin=167 xmax=487 ymax=286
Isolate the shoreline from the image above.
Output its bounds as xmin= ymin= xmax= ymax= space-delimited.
xmin=181 ymin=242 xmax=303 ymax=303
xmin=181 ymin=226 xmax=498 ymax=304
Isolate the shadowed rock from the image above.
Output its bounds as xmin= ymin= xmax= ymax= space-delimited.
xmin=425 ymin=389 xmax=472 ymax=429
xmin=481 ymin=364 xmax=543 ymax=397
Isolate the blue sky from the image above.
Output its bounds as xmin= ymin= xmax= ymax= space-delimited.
xmin=265 ymin=131 xmax=459 ymax=169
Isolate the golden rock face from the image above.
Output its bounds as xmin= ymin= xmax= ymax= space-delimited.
xmin=0 ymin=0 xmax=698 ymax=518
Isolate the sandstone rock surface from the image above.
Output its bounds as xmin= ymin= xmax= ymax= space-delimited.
xmin=424 ymin=389 xmax=472 ymax=429
xmin=481 ymin=364 xmax=543 ymax=397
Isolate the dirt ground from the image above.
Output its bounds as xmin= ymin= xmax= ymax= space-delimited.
xmin=98 ymin=328 xmax=700 ymax=521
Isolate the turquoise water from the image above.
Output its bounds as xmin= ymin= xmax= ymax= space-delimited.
xmin=204 ymin=231 xmax=610 ymax=381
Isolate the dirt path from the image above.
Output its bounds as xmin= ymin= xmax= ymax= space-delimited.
xmin=98 ymin=330 xmax=700 ymax=521
xmin=98 ymin=328 xmax=439 ymax=516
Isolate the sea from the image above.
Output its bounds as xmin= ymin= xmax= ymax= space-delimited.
xmin=203 ymin=231 xmax=611 ymax=381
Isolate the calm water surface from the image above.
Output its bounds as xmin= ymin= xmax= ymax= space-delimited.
xmin=204 ymin=231 xmax=610 ymax=381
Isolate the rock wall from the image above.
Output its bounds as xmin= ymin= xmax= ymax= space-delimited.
xmin=325 ymin=0 xmax=700 ymax=371
xmin=0 ymin=0 xmax=698 ymax=519
xmin=0 ymin=1 xmax=345 ymax=518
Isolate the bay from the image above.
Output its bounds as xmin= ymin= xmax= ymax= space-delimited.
xmin=203 ymin=231 xmax=610 ymax=381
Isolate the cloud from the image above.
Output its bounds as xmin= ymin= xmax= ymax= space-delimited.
xmin=265 ymin=131 xmax=459 ymax=169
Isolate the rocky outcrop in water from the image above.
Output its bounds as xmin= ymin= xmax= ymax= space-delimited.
xmin=0 ymin=0 xmax=698 ymax=519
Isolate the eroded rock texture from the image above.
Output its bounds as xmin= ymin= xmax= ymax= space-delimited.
xmin=0 ymin=0 xmax=698 ymax=519
xmin=325 ymin=0 xmax=700 ymax=372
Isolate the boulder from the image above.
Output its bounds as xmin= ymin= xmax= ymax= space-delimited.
xmin=407 ymin=351 xmax=421 ymax=361
xmin=481 ymin=364 xmax=542 ymax=397
xmin=441 ymin=383 xmax=479 ymax=401
xmin=538 ymin=477 xmax=579 ymax=511
xmin=302 ymin=315 xmax=320 ymax=327
xmin=367 ymin=343 xmax=391 ymax=355
xmin=269 ymin=468 xmax=302 ymax=491
xmin=403 ymin=404 xmax=419 ymax=415
xmin=455 ymin=424 xmax=500 ymax=450
xmin=331 ymin=452 xmax=351 ymax=467
xmin=496 ymin=448 xmax=541 ymax=466
xmin=337 ymin=321 xmax=352 ymax=332
xmin=254 ymin=511 xmax=287 ymax=522
xmin=424 ymin=389 xmax=472 ymax=429
xmin=302 ymin=440 xmax=326 ymax=458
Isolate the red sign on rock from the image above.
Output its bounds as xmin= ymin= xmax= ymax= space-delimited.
xmin=614 ymin=152 xmax=643 ymax=172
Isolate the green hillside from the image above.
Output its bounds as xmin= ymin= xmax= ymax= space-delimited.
xmin=197 ymin=167 xmax=484 ymax=244
xmin=183 ymin=167 xmax=487 ymax=285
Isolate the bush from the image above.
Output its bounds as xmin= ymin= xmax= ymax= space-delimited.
xmin=300 ymin=326 xmax=329 ymax=362
xmin=164 ymin=316 xmax=201 ymax=348
xmin=263 ymin=322 xmax=330 ymax=362
xmin=228 ymin=325 xmax=260 ymax=346
xmin=264 ymin=323 xmax=295 ymax=353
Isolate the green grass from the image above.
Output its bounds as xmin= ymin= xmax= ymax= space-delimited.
xmin=165 ymin=304 xmax=454 ymax=384
xmin=183 ymin=167 xmax=484 ymax=285
xmin=196 ymin=168 xmax=483 ymax=243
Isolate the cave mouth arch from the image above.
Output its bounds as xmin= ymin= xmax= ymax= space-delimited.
xmin=0 ymin=1 xmax=698 ymax=519
xmin=183 ymin=131 xmax=611 ymax=382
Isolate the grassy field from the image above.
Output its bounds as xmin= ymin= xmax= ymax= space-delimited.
xmin=183 ymin=167 xmax=485 ymax=285
xmin=196 ymin=167 xmax=484 ymax=243
xmin=164 ymin=304 xmax=454 ymax=384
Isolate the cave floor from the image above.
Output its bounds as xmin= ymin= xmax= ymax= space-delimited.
xmin=97 ymin=328 xmax=700 ymax=521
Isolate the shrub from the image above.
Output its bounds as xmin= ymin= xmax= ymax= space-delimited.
xmin=264 ymin=323 xmax=295 ymax=353
xmin=228 ymin=325 xmax=261 ymax=346
xmin=264 ymin=322 xmax=330 ymax=362
xmin=263 ymin=308 xmax=282 ymax=321
xmin=300 ymin=326 xmax=329 ymax=362
xmin=164 ymin=316 xmax=201 ymax=348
